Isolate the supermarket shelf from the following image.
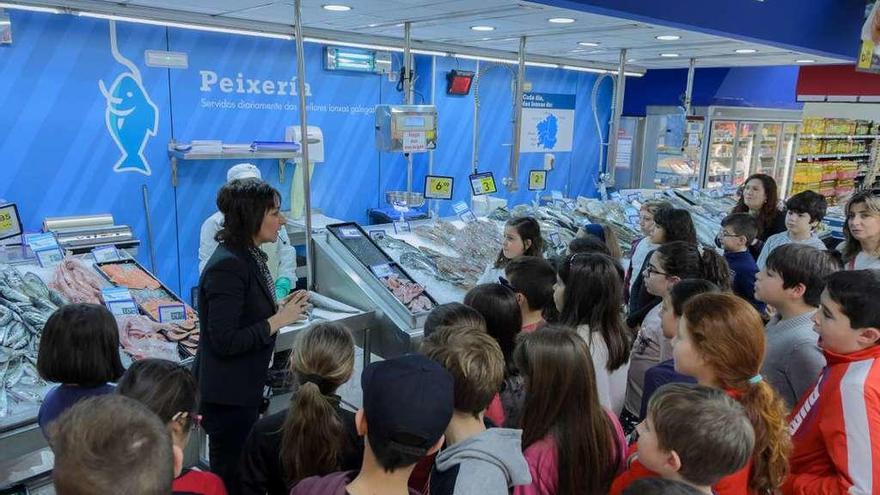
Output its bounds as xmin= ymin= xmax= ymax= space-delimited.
xmin=797 ymin=153 xmax=872 ymax=160
xmin=800 ymin=135 xmax=880 ymax=140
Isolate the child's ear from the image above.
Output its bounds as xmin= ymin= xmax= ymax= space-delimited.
xmin=857 ymin=327 xmax=880 ymax=348
xmin=666 ymin=449 xmax=683 ymax=473
xmin=355 ymin=409 xmax=368 ymax=436
xmin=524 ymin=239 xmax=532 ymax=251
xmin=789 ymin=282 xmax=807 ymax=299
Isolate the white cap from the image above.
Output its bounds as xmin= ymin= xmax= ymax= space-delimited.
xmin=227 ymin=163 xmax=261 ymax=182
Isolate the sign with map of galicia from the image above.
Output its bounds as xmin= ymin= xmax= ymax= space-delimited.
xmin=520 ymin=93 xmax=575 ymax=153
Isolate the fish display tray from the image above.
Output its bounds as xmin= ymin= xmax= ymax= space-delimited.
xmin=326 ymin=222 xmax=438 ymax=314
xmin=94 ymin=259 xmax=199 ymax=358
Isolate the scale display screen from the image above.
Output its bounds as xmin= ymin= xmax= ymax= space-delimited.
xmin=403 ymin=116 xmax=426 ymax=128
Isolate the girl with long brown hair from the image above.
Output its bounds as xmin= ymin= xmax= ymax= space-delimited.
xmin=239 ymin=322 xmax=362 ymax=495
xmin=731 ymin=173 xmax=787 ymax=258
xmin=478 ymin=216 xmax=544 ymax=285
xmin=840 ymin=190 xmax=880 ymax=270
xmin=513 ymin=326 xmax=626 ymax=495
xmin=674 ymin=293 xmax=790 ymax=494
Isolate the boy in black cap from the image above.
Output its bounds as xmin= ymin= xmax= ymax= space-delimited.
xmin=292 ymin=354 xmax=454 ymax=495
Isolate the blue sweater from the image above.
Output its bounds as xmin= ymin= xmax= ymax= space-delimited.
xmin=38 ymin=383 xmax=115 ymax=437
xmin=725 ymin=250 xmax=765 ymax=313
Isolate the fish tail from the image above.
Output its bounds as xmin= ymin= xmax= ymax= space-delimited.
xmin=113 ymin=153 xmax=151 ymax=175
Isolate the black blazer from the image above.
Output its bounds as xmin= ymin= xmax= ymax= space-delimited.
xmin=195 ymin=243 xmax=277 ymax=407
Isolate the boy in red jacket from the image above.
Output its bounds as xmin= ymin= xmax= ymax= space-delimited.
xmin=784 ymin=269 xmax=880 ymax=495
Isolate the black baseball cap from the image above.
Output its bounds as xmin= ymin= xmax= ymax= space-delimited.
xmin=361 ymin=354 xmax=454 ymax=455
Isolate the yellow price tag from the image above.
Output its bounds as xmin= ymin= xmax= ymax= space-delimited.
xmin=0 ymin=212 xmax=12 ymax=231
xmin=480 ymin=177 xmax=496 ymax=194
xmin=529 ymin=170 xmax=547 ymax=191
xmin=425 ymin=175 xmax=454 ymax=200
xmin=858 ymin=41 xmax=874 ymax=70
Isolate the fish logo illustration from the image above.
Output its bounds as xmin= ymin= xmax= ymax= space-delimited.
xmin=99 ymin=21 xmax=158 ymax=176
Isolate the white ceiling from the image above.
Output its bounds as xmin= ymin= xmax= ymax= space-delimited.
xmin=41 ymin=0 xmax=851 ymax=69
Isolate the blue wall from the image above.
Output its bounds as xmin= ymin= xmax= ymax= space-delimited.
xmin=533 ymin=0 xmax=864 ymax=60
xmin=0 ymin=11 xmax=613 ymax=299
xmin=623 ymin=65 xmax=803 ymax=116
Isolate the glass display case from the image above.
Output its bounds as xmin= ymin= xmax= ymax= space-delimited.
xmin=698 ymin=107 xmax=803 ymax=192
xmin=639 ymin=108 xmax=701 ymax=188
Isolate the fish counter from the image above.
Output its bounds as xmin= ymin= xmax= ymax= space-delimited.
xmin=0 ymin=248 xmax=375 ymax=490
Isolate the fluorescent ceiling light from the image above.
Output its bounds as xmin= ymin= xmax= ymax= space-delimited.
xmin=470 ymin=25 xmax=495 ymax=31
xmin=525 ymin=61 xmax=559 ymax=68
xmin=578 ymin=41 xmax=600 ymax=47
xmin=453 ymin=53 xmax=515 ymax=64
xmin=0 ymin=2 xmax=62 ymax=13
xmin=660 ymin=53 xmax=680 ymax=57
xmin=322 ymin=4 xmax=351 ymax=11
xmin=411 ymin=48 xmax=449 ymax=57
xmin=795 ymin=59 xmax=816 ymax=63
xmin=735 ymin=48 xmax=757 ymax=54
xmin=78 ymin=11 xmax=294 ymax=39
xmin=655 ymin=35 xmax=681 ymax=41
xmin=561 ymin=65 xmax=606 ymax=74
xmin=548 ymin=17 xmax=575 ymax=24
xmin=627 ymin=58 xmax=637 ymax=62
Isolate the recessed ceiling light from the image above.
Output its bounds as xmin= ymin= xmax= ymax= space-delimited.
xmin=660 ymin=53 xmax=680 ymax=57
xmin=656 ymin=35 xmax=681 ymax=41
xmin=548 ymin=17 xmax=576 ymax=24
xmin=322 ymin=4 xmax=351 ymax=11
xmin=627 ymin=58 xmax=638 ymax=62
xmin=795 ymin=59 xmax=816 ymax=63
xmin=578 ymin=41 xmax=600 ymax=47
xmin=367 ymin=23 xmax=379 ymax=28
xmin=735 ymin=48 xmax=757 ymax=54
xmin=470 ymin=25 xmax=495 ymax=31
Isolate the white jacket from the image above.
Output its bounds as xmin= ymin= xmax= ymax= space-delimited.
xmin=198 ymin=211 xmax=297 ymax=281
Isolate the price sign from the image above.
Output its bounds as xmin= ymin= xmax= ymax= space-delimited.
xmin=102 ymin=287 xmax=139 ymax=317
xmin=35 ymin=248 xmax=63 ymax=268
xmin=158 ymin=303 xmax=187 ymax=323
xmin=369 ymin=230 xmax=386 ymax=242
xmin=92 ymin=245 xmax=120 ymax=263
xmin=424 ymin=175 xmax=454 ymax=200
xmin=339 ymin=227 xmax=361 ymax=238
xmin=370 ymin=263 xmax=395 ymax=278
xmin=27 ymin=232 xmax=63 ymax=267
xmin=452 ymin=201 xmax=477 ymax=224
xmin=528 ymin=170 xmax=547 ymax=191
xmin=0 ymin=203 xmax=22 ymax=241
xmin=469 ymin=172 xmax=497 ymax=196
xmin=402 ymin=131 xmax=427 ymax=152
xmin=392 ymin=219 xmax=411 ymax=234
xmin=548 ymin=232 xmax=562 ymax=247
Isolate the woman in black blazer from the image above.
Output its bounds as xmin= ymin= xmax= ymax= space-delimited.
xmin=195 ymin=178 xmax=309 ymax=490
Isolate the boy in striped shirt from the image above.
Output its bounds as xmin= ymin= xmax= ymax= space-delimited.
xmin=784 ymin=270 xmax=880 ymax=495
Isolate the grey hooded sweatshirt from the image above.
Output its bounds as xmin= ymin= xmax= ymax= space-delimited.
xmin=430 ymin=428 xmax=531 ymax=495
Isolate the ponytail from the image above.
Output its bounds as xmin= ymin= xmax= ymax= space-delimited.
xmin=682 ymin=294 xmax=791 ymax=494
xmin=281 ymin=382 xmax=345 ymax=484
xmin=736 ymin=380 xmax=792 ymax=493
xmin=699 ymin=249 xmax=732 ymax=291
xmin=279 ymin=322 xmax=355 ymax=485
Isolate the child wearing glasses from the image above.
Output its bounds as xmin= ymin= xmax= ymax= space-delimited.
xmin=117 ymin=358 xmax=227 ymax=495
xmin=621 ymin=241 xmax=731 ymax=434
xmin=718 ymin=213 xmax=764 ymax=312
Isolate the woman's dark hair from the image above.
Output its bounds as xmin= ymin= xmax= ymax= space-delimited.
xmin=117 ymin=359 xmax=199 ymax=427
xmin=464 ymin=284 xmax=523 ymax=375
xmin=281 ymin=322 xmax=355 ymax=485
xmin=556 ymin=253 xmax=630 ymax=371
xmin=37 ymin=303 xmax=124 ymax=387
xmin=214 ymin=178 xmax=282 ymax=248
xmin=568 ymin=235 xmax=610 ymax=257
xmin=655 ymin=241 xmax=732 ymax=291
xmin=495 ymin=217 xmax=544 ymax=268
xmin=733 ymin=174 xmax=780 ymax=236
xmin=515 ymin=326 xmax=621 ymax=494
xmin=653 ymin=207 xmax=697 ymax=245
xmin=669 ymin=279 xmax=721 ymax=316
xmin=423 ymin=302 xmax=485 ymax=338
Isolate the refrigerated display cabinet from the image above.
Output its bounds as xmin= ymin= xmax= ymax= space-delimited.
xmin=698 ymin=107 xmax=802 ymax=196
xmin=638 ymin=107 xmax=701 ymax=188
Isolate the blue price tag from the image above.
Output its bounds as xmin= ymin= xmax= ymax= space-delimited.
xmin=35 ymin=248 xmax=63 ymax=268
xmin=370 ymin=263 xmax=395 ymax=278
xmin=158 ymin=303 xmax=187 ymax=323
xmin=102 ymin=287 xmax=139 ymax=317
xmin=453 ymin=201 xmax=476 ymax=223
xmin=92 ymin=245 xmax=120 ymax=263
xmin=393 ymin=220 xmax=411 ymax=234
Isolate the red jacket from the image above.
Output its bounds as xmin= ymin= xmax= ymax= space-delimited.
xmin=610 ymin=389 xmax=756 ymax=495
xmin=783 ymin=345 xmax=880 ymax=495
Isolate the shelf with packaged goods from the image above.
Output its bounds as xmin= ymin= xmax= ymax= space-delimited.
xmin=797 ymin=153 xmax=872 ymax=161
xmin=800 ymin=135 xmax=880 ymax=140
